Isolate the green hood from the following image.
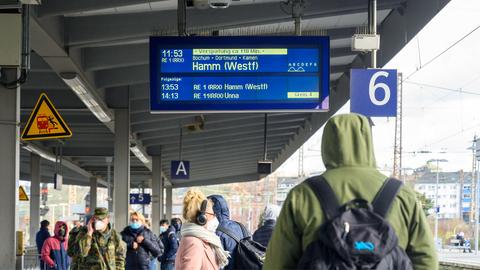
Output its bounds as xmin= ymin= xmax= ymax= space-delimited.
xmin=321 ymin=113 xmax=376 ymax=170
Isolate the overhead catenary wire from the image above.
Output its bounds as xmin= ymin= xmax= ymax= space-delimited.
xmin=404 ymin=24 xmax=480 ymax=81
xmin=405 ymin=81 xmax=480 ymax=96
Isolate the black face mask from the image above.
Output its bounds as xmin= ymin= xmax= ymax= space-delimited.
xmin=59 ymin=228 xmax=66 ymax=237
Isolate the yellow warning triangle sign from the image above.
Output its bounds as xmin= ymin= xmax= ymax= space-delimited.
xmin=21 ymin=93 xmax=72 ymax=140
xmin=19 ymin=186 xmax=29 ymax=201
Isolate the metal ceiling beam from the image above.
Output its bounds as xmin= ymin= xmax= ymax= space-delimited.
xmin=21 ymin=142 xmax=105 ymax=182
xmin=82 ymin=28 xmax=357 ymax=72
xmin=147 ymin=134 xmax=290 ymax=155
xmin=172 ymin=173 xmax=261 ymax=188
xmin=37 ymin=0 xmax=170 ymax=17
xmin=167 ymin=163 xmax=258 ymax=178
xmin=131 ymin=111 xmax=297 ymax=128
xmin=162 ymin=153 xmax=281 ymax=168
xmin=63 ymin=147 xmax=114 ymax=157
xmin=142 ymin=128 xmax=297 ymax=147
xmin=170 ymin=145 xmax=283 ymax=162
xmin=65 ymin=0 xmax=404 ymax=46
xmin=132 ymin=112 xmax=306 ymax=134
xmin=188 ymin=167 xmax=258 ymax=179
xmin=96 ymin=64 xmax=350 ymax=89
xmin=83 ymin=43 xmax=149 ymax=71
xmin=23 ymin=72 xmax=67 ymax=90
xmin=189 ymin=166 xmax=258 ymax=177
xmin=160 ymin=139 xmax=286 ymax=156
xmin=138 ymin=120 xmax=303 ymax=141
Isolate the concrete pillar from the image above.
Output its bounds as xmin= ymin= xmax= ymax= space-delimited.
xmin=152 ymin=156 xmax=164 ymax=234
xmin=166 ymin=186 xmax=173 ymax=221
xmin=29 ymin=153 xmax=40 ymax=246
xmin=90 ymin=177 xmax=97 ymax=212
xmin=114 ymin=109 xmax=130 ymax=230
xmin=0 ymin=68 xmax=20 ymax=268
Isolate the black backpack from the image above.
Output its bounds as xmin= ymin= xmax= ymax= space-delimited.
xmin=217 ymin=221 xmax=266 ymax=270
xmin=297 ymin=176 xmax=414 ymax=270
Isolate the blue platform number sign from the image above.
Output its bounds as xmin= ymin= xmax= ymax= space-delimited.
xmin=130 ymin=193 xmax=151 ymax=205
xmin=171 ymin=160 xmax=190 ymax=179
xmin=350 ymin=69 xmax=397 ymax=117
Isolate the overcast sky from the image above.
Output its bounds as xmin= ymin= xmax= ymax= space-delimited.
xmin=278 ymin=0 xmax=480 ymax=176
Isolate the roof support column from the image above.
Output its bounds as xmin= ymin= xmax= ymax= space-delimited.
xmin=29 ymin=153 xmax=41 ymax=246
xmin=90 ymin=177 xmax=97 ymax=213
xmin=114 ymin=108 xmax=130 ymax=230
xmin=152 ymin=156 xmax=164 ymax=234
xmin=0 ymin=68 xmax=20 ymax=268
xmin=165 ymin=186 xmax=172 ymax=221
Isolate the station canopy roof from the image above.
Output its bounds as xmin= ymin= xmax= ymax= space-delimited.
xmin=18 ymin=0 xmax=449 ymax=188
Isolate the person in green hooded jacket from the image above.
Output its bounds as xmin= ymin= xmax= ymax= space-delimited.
xmin=264 ymin=113 xmax=437 ymax=270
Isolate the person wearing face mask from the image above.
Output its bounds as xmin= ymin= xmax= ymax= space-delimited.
xmin=175 ymin=189 xmax=230 ymax=270
xmin=171 ymin=218 xmax=183 ymax=240
xmin=207 ymin=195 xmax=249 ymax=270
xmin=159 ymin=219 xmax=179 ymax=270
xmin=41 ymin=221 xmax=70 ymax=270
xmin=77 ymin=207 xmax=126 ymax=270
xmin=121 ymin=211 xmax=164 ymax=270
xmin=159 ymin=219 xmax=169 ymax=235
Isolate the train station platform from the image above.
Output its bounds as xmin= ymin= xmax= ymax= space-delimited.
xmin=0 ymin=0 xmax=450 ymax=268
xmin=439 ymin=250 xmax=480 ymax=269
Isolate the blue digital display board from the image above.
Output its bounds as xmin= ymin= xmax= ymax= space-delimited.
xmin=150 ymin=36 xmax=330 ymax=112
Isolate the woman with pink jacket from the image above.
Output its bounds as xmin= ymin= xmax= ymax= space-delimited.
xmin=175 ymin=189 xmax=230 ymax=270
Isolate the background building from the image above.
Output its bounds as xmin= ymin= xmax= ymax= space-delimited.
xmin=414 ymin=171 xmax=473 ymax=221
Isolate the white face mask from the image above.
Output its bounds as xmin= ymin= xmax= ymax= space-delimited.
xmin=206 ymin=217 xmax=219 ymax=233
xmin=94 ymin=220 xmax=107 ymax=231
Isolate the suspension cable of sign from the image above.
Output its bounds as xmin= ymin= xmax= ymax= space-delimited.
xmin=292 ymin=0 xmax=303 ymax=36
xmin=59 ymin=141 xmax=63 ymax=176
xmin=179 ymin=126 xmax=183 ymax=160
xmin=368 ymin=0 xmax=377 ymax=68
xmin=263 ymin=114 xmax=268 ymax=161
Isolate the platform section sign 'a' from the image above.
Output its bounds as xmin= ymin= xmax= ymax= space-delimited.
xmin=21 ymin=93 xmax=72 ymax=140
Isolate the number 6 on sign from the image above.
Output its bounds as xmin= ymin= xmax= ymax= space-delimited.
xmin=369 ymin=71 xmax=391 ymax=106
xmin=350 ymin=69 xmax=397 ymax=117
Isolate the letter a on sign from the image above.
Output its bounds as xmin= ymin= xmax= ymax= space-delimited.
xmin=171 ymin=160 xmax=190 ymax=180
xmin=21 ymin=93 xmax=72 ymax=140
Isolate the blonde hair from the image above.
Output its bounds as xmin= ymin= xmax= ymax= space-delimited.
xmin=183 ymin=189 xmax=212 ymax=223
xmin=130 ymin=211 xmax=146 ymax=225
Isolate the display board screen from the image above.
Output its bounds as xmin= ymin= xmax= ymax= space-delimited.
xmin=150 ymin=36 xmax=329 ymax=112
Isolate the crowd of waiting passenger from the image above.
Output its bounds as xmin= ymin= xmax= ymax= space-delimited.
xmin=34 ymin=114 xmax=438 ymax=270
xmin=35 ymin=195 xmax=280 ymax=270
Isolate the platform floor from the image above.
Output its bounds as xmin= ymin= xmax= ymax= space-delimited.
xmin=439 ymin=249 xmax=480 ymax=269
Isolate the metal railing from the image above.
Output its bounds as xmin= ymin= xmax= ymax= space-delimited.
xmin=22 ymin=246 xmax=42 ymax=270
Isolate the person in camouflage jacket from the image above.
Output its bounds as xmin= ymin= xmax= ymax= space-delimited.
xmin=68 ymin=219 xmax=89 ymax=270
xmin=77 ymin=207 xmax=126 ymax=270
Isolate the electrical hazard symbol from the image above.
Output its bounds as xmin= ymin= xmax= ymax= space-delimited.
xmin=21 ymin=93 xmax=72 ymax=140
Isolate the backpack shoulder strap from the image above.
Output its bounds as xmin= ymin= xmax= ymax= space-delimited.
xmin=217 ymin=225 xmax=241 ymax=243
xmin=305 ymin=176 xmax=341 ymax=220
xmin=234 ymin=221 xmax=250 ymax=238
xmin=372 ymin=178 xmax=403 ymax=217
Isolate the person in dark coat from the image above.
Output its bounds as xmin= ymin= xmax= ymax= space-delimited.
xmin=121 ymin=212 xmax=163 ymax=270
xmin=171 ymin=217 xmax=182 ymax=240
xmin=159 ymin=219 xmax=179 ymax=270
xmin=253 ymin=204 xmax=281 ymax=247
xmin=36 ymin=220 xmax=50 ymax=269
xmin=208 ymin=194 xmax=249 ymax=270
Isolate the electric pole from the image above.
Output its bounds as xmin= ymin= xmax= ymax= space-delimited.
xmin=393 ymin=73 xmax=403 ymax=179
